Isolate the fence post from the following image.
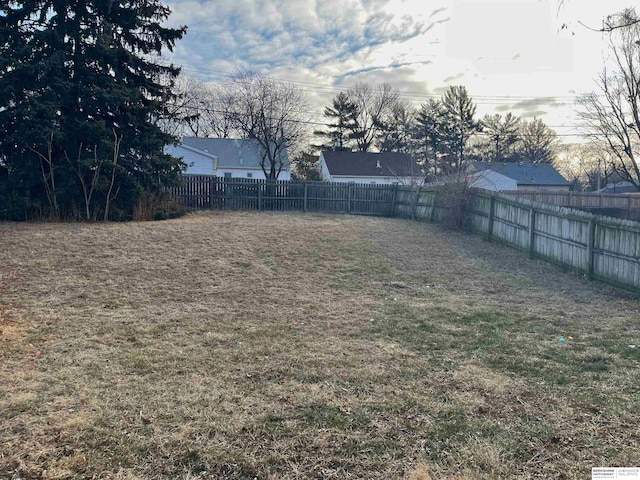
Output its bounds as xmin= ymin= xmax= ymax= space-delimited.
xmin=528 ymin=207 xmax=536 ymax=259
xmin=303 ymin=182 xmax=308 ymax=212
xmin=586 ymin=218 xmax=596 ymax=280
xmin=347 ymin=184 xmax=352 ymax=214
xmin=429 ymin=190 xmax=437 ymax=223
xmin=411 ymin=187 xmax=419 ymax=220
xmin=390 ymin=183 xmax=398 ymax=217
xmin=208 ymin=176 xmax=215 ymax=210
xmin=258 ymin=181 xmax=262 ymax=211
xmin=487 ymin=194 xmax=496 ymax=241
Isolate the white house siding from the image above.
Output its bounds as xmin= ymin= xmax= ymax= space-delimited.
xmin=471 ymin=171 xmax=517 ymax=191
xmin=165 ymin=145 xmax=216 ymax=175
xmin=218 ymin=168 xmax=291 ymax=180
xmin=319 ymin=154 xmax=332 ymax=182
xmin=331 ymin=175 xmax=406 ymax=185
xmin=517 ymin=185 xmax=570 ymax=192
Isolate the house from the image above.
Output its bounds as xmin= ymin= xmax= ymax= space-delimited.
xmin=318 ymin=150 xmax=421 ymax=184
xmin=165 ymin=137 xmax=291 ymax=180
xmin=594 ymin=181 xmax=639 ymax=194
xmin=470 ymin=162 xmax=571 ymax=192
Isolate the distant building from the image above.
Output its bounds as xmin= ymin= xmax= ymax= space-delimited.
xmin=319 ymin=150 xmax=421 ymax=184
xmin=594 ymin=181 xmax=639 ymax=194
xmin=165 ymin=137 xmax=291 ymax=180
xmin=470 ymin=162 xmax=571 ymax=192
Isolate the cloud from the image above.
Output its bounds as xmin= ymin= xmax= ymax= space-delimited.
xmin=337 ymin=61 xmax=433 ymax=81
xmin=494 ymin=97 xmax=560 ymax=118
xmin=164 ymin=0 xmax=449 ymax=78
xmin=443 ymin=72 xmax=465 ymax=84
xmin=160 ymin=0 xmax=581 ymax=132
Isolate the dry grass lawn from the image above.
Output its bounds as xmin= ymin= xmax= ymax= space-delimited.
xmin=1 ymin=211 xmax=639 ymax=479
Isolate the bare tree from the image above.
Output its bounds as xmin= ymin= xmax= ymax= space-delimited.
xmin=104 ymin=129 xmax=123 ymax=221
xmin=187 ymin=83 xmax=236 ymax=138
xmin=347 ymin=82 xmax=399 ymax=152
xmin=579 ymin=8 xmax=640 ymax=187
xmin=228 ymin=72 xmax=308 ymax=179
xmin=155 ymin=75 xmax=236 ymax=138
xmin=65 ymin=144 xmax=103 ymax=221
xmin=28 ymin=132 xmax=59 ymax=219
xmin=554 ymin=143 xmax=613 ymax=191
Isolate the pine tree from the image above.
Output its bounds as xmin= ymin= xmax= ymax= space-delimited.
xmin=413 ymin=99 xmax=451 ymax=179
xmin=0 ymin=0 xmax=186 ymax=220
xmin=314 ymin=92 xmax=358 ymax=151
xmin=377 ymin=100 xmax=415 ymax=153
xmin=441 ymin=86 xmax=480 ymax=172
xmin=515 ymin=118 xmax=559 ymax=164
xmin=478 ymin=113 xmax=521 ymax=162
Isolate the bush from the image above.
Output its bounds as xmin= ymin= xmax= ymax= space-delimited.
xmin=133 ymin=194 xmax=189 ymax=221
xmin=435 ymin=176 xmax=472 ymax=230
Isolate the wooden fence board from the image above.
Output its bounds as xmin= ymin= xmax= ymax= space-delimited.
xmin=502 ymin=191 xmax=640 ymax=210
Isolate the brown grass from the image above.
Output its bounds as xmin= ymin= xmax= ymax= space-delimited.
xmin=0 ymin=212 xmax=638 ymax=479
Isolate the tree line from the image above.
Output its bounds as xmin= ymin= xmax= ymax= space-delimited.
xmin=160 ymin=6 xmax=640 ymax=191
xmin=313 ymin=84 xmax=559 ymax=180
xmin=161 ymin=76 xmax=559 ymax=182
xmin=1 ymin=1 xmax=639 ymax=221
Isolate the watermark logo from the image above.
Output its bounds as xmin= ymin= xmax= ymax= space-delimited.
xmin=593 ymin=468 xmax=640 ymax=479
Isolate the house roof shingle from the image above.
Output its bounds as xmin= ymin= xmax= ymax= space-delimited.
xmin=322 ymin=151 xmax=419 ymax=178
xmin=182 ymin=137 xmax=289 ymax=170
xmin=473 ymin=162 xmax=570 ymax=186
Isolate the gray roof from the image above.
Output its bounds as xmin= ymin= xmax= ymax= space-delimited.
xmin=182 ymin=137 xmax=289 ymax=170
xmin=473 ymin=162 xmax=570 ymax=186
xmin=322 ymin=150 xmax=420 ymax=177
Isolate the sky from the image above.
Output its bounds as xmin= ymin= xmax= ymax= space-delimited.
xmin=161 ymin=0 xmax=637 ymax=144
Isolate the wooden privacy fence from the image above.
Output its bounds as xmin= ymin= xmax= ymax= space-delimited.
xmin=466 ymin=191 xmax=640 ymax=292
xmin=171 ymin=175 xmax=401 ymax=216
xmin=169 ymin=176 xmax=640 ymax=293
xmin=502 ymin=191 xmax=640 ymax=210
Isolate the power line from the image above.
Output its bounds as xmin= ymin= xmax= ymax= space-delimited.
xmin=176 ymin=64 xmax=585 ymax=104
xmin=173 ymin=105 xmax=596 ymax=138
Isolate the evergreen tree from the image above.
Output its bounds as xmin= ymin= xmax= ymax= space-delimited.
xmin=291 ymin=151 xmax=322 ymax=181
xmin=515 ymin=118 xmax=559 ymax=164
xmin=314 ymin=92 xmax=358 ymax=151
xmin=413 ymin=99 xmax=451 ymax=179
xmin=0 ymin=0 xmax=186 ymax=220
xmin=477 ymin=113 xmax=521 ymax=162
xmin=441 ymin=85 xmax=480 ymax=172
xmin=376 ymin=100 xmax=415 ymax=153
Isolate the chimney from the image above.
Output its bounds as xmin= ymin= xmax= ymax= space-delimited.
xmin=376 ymin=159 xmax=381 ymax=168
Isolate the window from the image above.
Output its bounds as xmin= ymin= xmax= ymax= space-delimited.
xmin=224 ymin=172 xmax=232 ymax=179
xmin=246 ymin=173 xmax=253 ymax=178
